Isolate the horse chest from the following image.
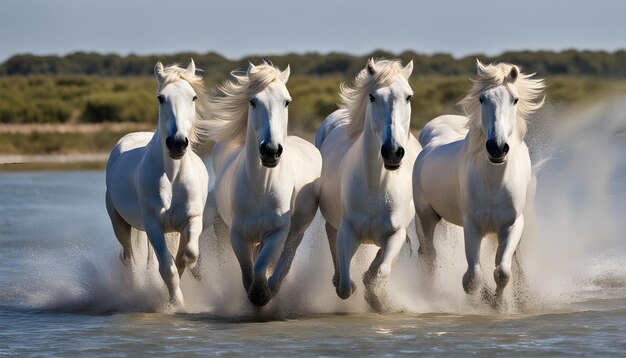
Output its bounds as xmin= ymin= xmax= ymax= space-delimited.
xmin=346 ymin=189 xmax=406 ymax=241
xmin=233 ymin=186 xmax=293 ymax=238
xmin=466 ymin=182 xmax=525 ymax=232
xmin=153 ymin=176 xmax=200 ymax=230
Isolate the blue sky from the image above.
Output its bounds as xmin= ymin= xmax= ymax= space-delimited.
xmin=1 ymin=0 xmax=624 ymax=61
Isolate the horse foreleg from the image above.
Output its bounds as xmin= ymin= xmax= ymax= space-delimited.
xmin=336 ymin=219 xmax=359 ymax=300
xmin=363 ymin=229 xmax=406 ymax=311
xmin=144 ymin=215 xmax=183 ymax=308
xmin=248 ymin=226 xmax=290 ymax=306
xmin=377 ymin=229 xmax=406 ymax=278
xmin=267 ymin=231 xmax=305 ymax=295
xmin=415 ymin=202 xmax=440 ymax=277
xmin=106 ymin=192 xmax=134 ymax=265
xmin=462 ymin=220 xmax=483 ymax=295
xmin=325 ymin=222 xmax=340 ymax=287
xmin=230 ymin=229 xmax=254 ymax=294
xmin=176 ymin=216 xmax=203 ymax=278
xmin=495 ymin=215 xmax=524 ymax=297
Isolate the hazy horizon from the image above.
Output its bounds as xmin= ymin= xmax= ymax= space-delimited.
xmin=1 ymin=0 xmax=625 ymax=62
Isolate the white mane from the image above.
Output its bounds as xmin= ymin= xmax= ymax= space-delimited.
xmin=197 ymin=62 xmax=285 ymax=146
xmin=340 ymin=59 xmax=406 ymax=138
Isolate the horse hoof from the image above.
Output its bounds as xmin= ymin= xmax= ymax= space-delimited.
xmin=336 ymin=280 xmax=356 ymax=300
xmin=190 ymin=265 xmax=202 ymax=281
xmin=248 ymin=279 xmax=273 ymax=307
xmin=168 ymin=293 xmax=185 ymax=311
xmin=493 ymin=266 xmax=510 ymax=292
xmin=462 ymin=271 xmax=479 ymax=295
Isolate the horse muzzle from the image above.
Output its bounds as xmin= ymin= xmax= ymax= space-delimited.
xmin=166 ymin=135 xmax=189 ymax=160
xmin=486 ymin=138 xmax=509 ymax=165
xmin=259 ymin=141 xmax=283 ymax=168
xmin=381 ymin=144 xmax=405 ymax=171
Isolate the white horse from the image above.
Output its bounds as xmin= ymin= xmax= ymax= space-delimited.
xmin=412 ymin=61 xmax=544 ymax=298
xmin=197 ymin=62 xmax=321 ymax=307
xmin=315 ymin=59 xmax=421 ymax=310
xmin=105 ymin=60 xmax=209 ymax=308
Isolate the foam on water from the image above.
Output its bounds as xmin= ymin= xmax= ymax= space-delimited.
xmin=3 ymin=98 xmax=626 ymax=318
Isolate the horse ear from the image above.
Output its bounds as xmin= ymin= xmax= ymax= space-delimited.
xmin=402 ymin=60 xmax=414 ymax=79
xmin=154 ymin=61 xmax=165 ymax=84
xmin=366 ymin=58 xmax=376 ymax=76
xmin=508 ymin=65 xmax=519 ymax=83
xmin=475 ymin=59 xmax=487 ymax=74
xmin=186 ymin=59 xmax=196 ymax=76
xmin=247 ymin=62 xmax=256 ymax=75
xmin=279 ymin=65 xmax=291 ymax=84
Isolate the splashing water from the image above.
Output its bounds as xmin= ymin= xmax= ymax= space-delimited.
xmin=1 ymin=98 xmax=626 ymax=320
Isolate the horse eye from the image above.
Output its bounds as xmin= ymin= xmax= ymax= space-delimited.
xmin=249 ymin=99 xmax=256 ymax=108
xmin=369 ymin=94 xmax=375 ymax=103
xmin=406 ymin=95 xmax=413 ymax=103
xmin=479 ymin=97 xmax=484 ymax=104
xmin=513 ymin=98 xmax=519 ymax=105
xmin=193 ymin=95 xmax=198 ymax=102
xmin=285 ymin=100 xmax=291 ymax=108
xmin=157 ymin=95 xmax=164 ymax=104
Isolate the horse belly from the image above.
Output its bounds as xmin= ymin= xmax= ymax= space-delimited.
xmin=106 ymin=154 xmax=145 ymax=230
xmin=418 ymin=151 xmax=463 ymax=226
xmin=318 ymin=142 xmax=348 ymax=229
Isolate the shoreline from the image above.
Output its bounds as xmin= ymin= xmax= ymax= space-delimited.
xmin=0 ymin=153 xmax=108 ymax=171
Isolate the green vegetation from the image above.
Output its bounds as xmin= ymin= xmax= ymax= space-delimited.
xmin=1 ymin=74 xmax=625 ymax=132
xmin=0 ymin=50 xmax=625 ymax=158
xmin=0 ymin=129 xmax=135 ymax=155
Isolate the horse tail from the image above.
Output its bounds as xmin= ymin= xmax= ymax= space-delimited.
xmin=314 ymin=109 xmax=350 ymax=150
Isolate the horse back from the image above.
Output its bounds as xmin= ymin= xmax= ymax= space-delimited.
xmin=314 ymin=109 xmax=350 ymax=150
xmin=418 ymin=115 xmax=469 ymax=149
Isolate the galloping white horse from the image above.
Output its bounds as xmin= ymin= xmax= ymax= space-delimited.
xmin=316 ymin=59 xmax=421 ymax=309
xmin=198 ymin=62 xmax=321 ymax=307
xmin=105 ymin=60 xmax=209 ymax=307
xmin=412 ymin=61 xmax=544 ymax=298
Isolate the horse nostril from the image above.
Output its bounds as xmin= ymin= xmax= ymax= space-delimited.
xmin=166 ymin=136 xmax=174 ymax=150
xmin=182 ymin=137 xmax=189 ymax=149
xmin=486 ymin=139 xmax=498 ymax=155
xmin=276 ymin=144 xmax=283 ymax=158
xmin=396 ymin=146 xmax=405 ymax=159
xmin=380 ymin=146 xmax=387 ymax=160
xmin=502 ymin=143 xmax=509 ymax=155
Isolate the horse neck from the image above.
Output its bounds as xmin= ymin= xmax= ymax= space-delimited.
xmin=358 ymin=115 xmax=388 ymax=190
xmin=243 ymin=119 xmax=275 ymax=191
xmin=147 ymin=127 xmax=184 ymax=180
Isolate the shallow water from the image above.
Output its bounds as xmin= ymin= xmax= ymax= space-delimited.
xmin=1 ymin=100 xmax=626 ymax=355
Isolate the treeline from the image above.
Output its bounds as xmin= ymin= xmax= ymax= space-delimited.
xmin=2 ymin=74 xmax=624 ymax=130
xmin=2 ymin=49 xmax=626 ymax=78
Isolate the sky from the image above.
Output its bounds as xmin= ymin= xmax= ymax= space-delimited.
xmin=0 ymin=0 xmax=625 ymax=62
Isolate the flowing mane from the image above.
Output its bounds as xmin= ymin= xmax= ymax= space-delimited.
xmin=340 ymin=59 xmax=406 ymax=138
xmin=459 ymin=60 xmax=545 ymax=142
xmin=158 ymin=63 xmax=209 ymax=152
xmin=197 ymin=62 xmax=285 ymax=146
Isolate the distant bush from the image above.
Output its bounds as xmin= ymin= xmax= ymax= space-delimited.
xmin=82 ymin=92 xmax=156 ymax=123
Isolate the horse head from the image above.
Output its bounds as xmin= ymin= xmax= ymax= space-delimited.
xmin=155 ymin=60 xmax=199 ymax=160
xmin=364 ymin=59 xmax=414 ymax=170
